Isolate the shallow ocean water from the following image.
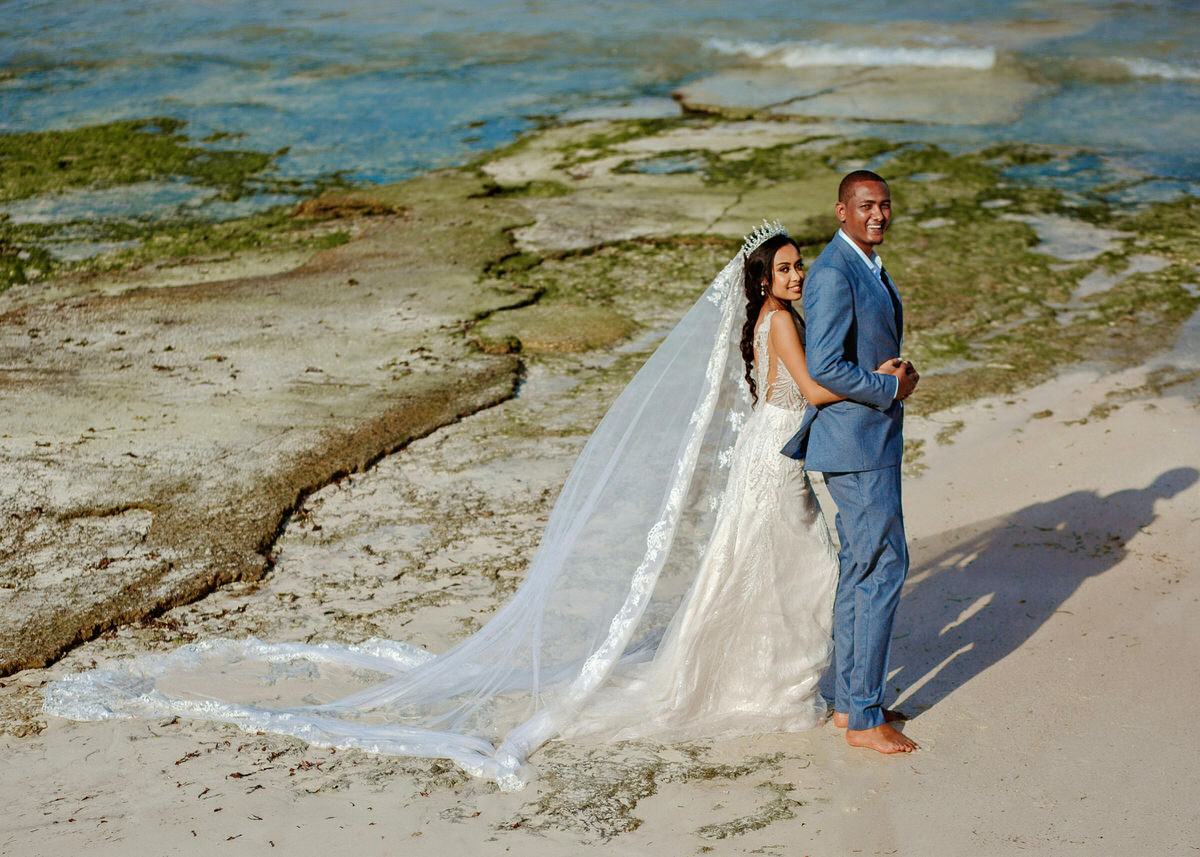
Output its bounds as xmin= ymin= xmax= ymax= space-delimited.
xmin=3 ymin=0 xmax=1198 ymax=189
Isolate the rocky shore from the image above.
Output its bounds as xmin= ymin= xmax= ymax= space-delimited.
xmin=2 ymin=103 xmax=1199 ymax=853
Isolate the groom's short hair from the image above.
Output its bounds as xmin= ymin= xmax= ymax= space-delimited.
xmin=839 ymin=170 xmax=889 ymax=204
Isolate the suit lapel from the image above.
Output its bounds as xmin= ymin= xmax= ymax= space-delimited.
xmin=836 ymin=239 xmax=900 ymax=344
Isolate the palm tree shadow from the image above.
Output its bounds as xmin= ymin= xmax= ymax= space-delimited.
xmin=889 ymin=466 xmax=1197 ymax=715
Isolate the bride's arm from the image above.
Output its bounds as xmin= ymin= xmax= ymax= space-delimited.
xmin=769 ymin=315 xmax=898 ymax=406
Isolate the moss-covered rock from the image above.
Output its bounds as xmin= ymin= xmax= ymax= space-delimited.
xmin=0 ymin=117 xmax=276 ymax=204
xmin=473 ymin=303 xmax=638 ymax=353
xmin=0 ymin=119 xmax=363 ymax=293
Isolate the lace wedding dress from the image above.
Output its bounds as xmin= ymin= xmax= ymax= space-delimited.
xmin=562 ymin=310 xmax=837 ymax=743
xmin=44 ymin=251 xmax=838 ymax=790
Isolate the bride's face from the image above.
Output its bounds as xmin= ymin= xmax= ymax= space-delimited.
xmin=767 ymin=243 xmax=804 ymax=303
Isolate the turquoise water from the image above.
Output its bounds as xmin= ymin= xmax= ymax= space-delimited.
xmin=2 ymin=0 xmax=1198 ymax=194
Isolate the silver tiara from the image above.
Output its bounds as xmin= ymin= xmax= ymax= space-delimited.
xmin=741 ymin=219 xmax=788 ymax=257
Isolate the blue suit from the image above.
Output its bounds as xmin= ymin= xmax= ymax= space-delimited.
xmin=781 ymin=233 xmax=908 ymax=731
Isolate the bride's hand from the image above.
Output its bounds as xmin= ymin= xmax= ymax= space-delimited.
xmin=874 ymin=358 xmax=904 ymax=374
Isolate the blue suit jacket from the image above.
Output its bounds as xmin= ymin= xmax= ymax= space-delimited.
xmin=781 ymin=235 xmax=904 ymax=472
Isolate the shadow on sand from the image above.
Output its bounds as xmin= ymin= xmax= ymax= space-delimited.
xmin=889 ymin=466 xmax=1197 ymax=714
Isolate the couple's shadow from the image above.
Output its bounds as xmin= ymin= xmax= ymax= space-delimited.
xmin=886 ymin=466 xmax=1196 ymax=715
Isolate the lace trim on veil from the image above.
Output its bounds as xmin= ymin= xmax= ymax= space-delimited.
xmin=44 ymin=251 xmax=753 ymax=791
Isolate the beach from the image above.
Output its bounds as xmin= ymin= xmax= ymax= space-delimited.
xmin=3 ymin=307 xmax=1198 ymax=855
xmin=3 ymin=112 xmax=1199 ymax=854
xmin=3 ymin=1 xmax=1200 ymax=853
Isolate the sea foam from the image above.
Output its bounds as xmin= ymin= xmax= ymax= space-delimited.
xmin=707 ymin=38 xmax=996 ymax=71
xmin=1116 ymin=57 xmax=1200 ymax=82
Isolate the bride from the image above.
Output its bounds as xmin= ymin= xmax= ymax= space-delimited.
xmin=562 ymin=228 xmax=850 ymax=743
xmin=44 ymin=221 xmax=897 ymax=790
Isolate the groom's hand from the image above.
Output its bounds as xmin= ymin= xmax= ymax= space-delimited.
xmin=896 ymin=360 xmax=918 ymax=400
xmin=879 ymin=358 xmax=918 ymax=400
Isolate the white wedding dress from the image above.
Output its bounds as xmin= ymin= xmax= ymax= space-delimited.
xmin=562 ymin=310 xmax=838 ymax=743
xmin=44 ymin=253 xmax=839 ymax=789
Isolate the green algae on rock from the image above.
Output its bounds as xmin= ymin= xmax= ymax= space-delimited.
xmin=0 ymin=117 xmax=374 ymax=293
xmin=78 ymin=191 xmax=400 ymax=270
xmin=473 ymin=303 xmax=639 ymax=353
xmin=0 ymin=228 xmax=54 ymax=291
xmin=0 ymin=196 xmax=389 ymax=300
xmin=473 ymin=237 xmax=735 ymax=355
xmin=0 ymin=118 xmax=282 ymax=205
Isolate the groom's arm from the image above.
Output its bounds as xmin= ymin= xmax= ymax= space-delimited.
xmin=803 ymin=266 xmax=898 ymax=410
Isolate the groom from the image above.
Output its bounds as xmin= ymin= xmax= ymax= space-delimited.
xmin=782 ymin=170 xmax=919 ymax=753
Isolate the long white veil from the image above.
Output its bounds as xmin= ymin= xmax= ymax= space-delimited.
xmin=44 ymin=250 xmax=752 ymax=791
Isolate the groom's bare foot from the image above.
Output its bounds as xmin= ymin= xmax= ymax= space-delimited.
xmin=845 ymin=722 xmax=919 ymax=753
xmin=832 ymin=708 xmax=907 ymax=729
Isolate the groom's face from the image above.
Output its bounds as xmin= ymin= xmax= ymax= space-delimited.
xmin=836 ymin=180 xmax=891 ymax=254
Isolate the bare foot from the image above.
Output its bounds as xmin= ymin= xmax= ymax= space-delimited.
xmin=831 ymin=708 xmax=908 ymax=729
xmin=845 ymin=722 xmax=919 ymax=754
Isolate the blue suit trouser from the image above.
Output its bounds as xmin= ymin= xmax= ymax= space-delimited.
xmin=823 ymin=466 xmax=908 ymax=731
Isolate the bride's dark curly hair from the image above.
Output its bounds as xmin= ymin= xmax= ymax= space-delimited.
xmin=740 ymin=233 xmax=801 ymax=405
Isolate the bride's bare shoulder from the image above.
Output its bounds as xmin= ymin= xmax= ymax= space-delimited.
xmin=766 ymin=308 xmax=803 ymax=347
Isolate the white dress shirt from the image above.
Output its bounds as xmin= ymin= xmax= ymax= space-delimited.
xmin=837 ymin=229 xmax=884 ymax=281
